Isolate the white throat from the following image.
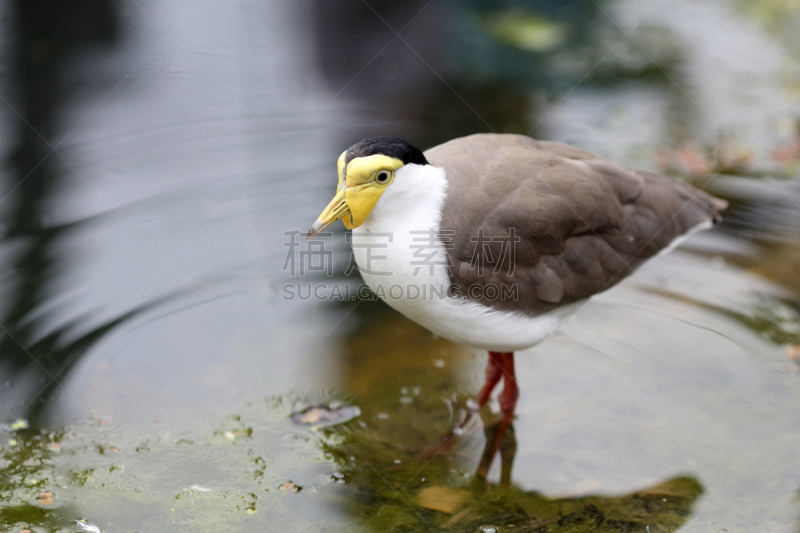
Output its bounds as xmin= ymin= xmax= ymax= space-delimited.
xmin=351 ymin=163 xmax=450 ymax=317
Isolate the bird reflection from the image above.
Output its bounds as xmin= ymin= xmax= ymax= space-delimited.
xmin=314 ymin=308 xmax=704 ymax=531
xmin=480 ymin=419 xmax=517 ymax=486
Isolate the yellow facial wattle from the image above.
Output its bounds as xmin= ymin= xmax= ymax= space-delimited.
xmin=307 ymin=153 xmax=403 ymax=238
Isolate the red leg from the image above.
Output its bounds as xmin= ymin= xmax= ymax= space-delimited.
xmin=476 ymin=352 xmax=518 ymax=478
xmin=497 ymin=353 xmax=519 ymax=421
xmin=475 ymin=351 xmax=504 ymax=409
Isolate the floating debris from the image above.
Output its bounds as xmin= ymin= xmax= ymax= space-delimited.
xmin=75 ymin=520 xmax=102 ymax=533
xmin=216 ymin=428 xmax=250 ymax=442
xmin=291 ymin=404 xmax=360 ymax=430
xmin=416 ymin=486 xmax=471 ymax=514
xmin=279 ymin=482 xmax=299 ymax=493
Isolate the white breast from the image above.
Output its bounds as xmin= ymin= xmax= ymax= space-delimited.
xmin=351 ymin=164 xmax=574 ymax=352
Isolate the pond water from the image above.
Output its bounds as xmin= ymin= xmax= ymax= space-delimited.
xmin=1 ymin=0 xmax=800 ymax=531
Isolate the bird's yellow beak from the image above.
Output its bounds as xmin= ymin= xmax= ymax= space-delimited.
xmin=308 ymin=151 xmax=350 ymax=240
xmin=307 ymin=152 xmax=402 ymax=239
xmin=307 ymin=185 xmax=349 ymax=239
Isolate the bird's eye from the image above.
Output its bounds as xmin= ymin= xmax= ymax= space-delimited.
xmin=376 ymin=170 xmax=391 ymax=184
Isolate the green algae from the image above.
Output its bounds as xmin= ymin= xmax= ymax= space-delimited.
xmin=0 ymin=384 xmax=705 ymax=533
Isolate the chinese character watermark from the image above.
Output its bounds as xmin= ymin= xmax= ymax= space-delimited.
xmin=409 ymin=228 xmax=454 ymax=275
xmin=346 ymin=229 xmax=394 ymax=276
xmin=283 ymin=230 xmax=333 ymax=277
xmin=468 ymin=227 xmax=521 ymax=276
xmin=283 ymin=227 xmax=522 ymax=277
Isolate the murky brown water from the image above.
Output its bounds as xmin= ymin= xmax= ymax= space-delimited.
xmin=1 ymin=0 xmax=800 ymax=531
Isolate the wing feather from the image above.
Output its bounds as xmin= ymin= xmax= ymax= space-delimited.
xmin=424 ymin=133 xmax=726 ymax=315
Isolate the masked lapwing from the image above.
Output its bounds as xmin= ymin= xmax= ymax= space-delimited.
xmin=308 ymin=133 xmax=727 ymax=475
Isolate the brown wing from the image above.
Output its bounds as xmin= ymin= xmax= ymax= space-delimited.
xmin=424 ymin=133 xmax=727 ymax=315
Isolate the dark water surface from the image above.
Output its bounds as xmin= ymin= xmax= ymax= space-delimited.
xmin=1 ymin=0 xmax=800 ymax=531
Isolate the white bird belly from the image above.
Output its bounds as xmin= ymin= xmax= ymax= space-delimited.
xmin=354 ymin=253 xmax=576 ymax=352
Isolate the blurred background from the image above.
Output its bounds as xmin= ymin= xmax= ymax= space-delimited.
xmin=1 ymin=0 xmax=799 ymax=531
